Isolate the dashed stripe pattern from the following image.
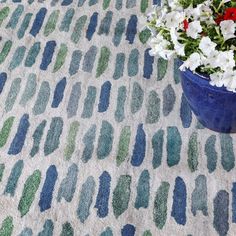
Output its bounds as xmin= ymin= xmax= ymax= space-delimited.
xmin=0 ymin=1 xmax=234 ymax=236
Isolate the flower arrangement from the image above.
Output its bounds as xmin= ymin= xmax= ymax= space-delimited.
xmin=146 ymin=0 xmax=236 ymax=92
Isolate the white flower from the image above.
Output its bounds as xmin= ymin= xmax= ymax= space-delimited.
xmin=148 ymin=34 xmax=175 ymax=59
xmin=220 ymin=20 xmax=236 ymax=41
xmin=211 ymin=70 xmax=236 ymax=92
xmin=168 ymin=0 xmax=183 ymax=10
xmin=222 ymin=71 xmax=236 ymax=92
xmin=217 ymin=50 xmax=235 ymax=71
xmin=202 ymin=50 xmax=221 ymax=68
xmin=165 ymin=11 xmax=185 ymax=28
xmin=185 ymin=5 xmax=201 ymax=20
xmin=186 ymin=21 xmax=202 ymax=39
xmin=209 ymin=72 xmax=224 ymax=87
xmin=179 ymin=53 xmax=202 ymax=71
xmin=170 ymin=28 xmax=185 ymax=56
xmin=199 ymin=37 xmax=217 ymax=56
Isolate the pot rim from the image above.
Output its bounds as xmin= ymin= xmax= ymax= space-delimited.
xmin=178 ymin=61 xmax=236 ymax=95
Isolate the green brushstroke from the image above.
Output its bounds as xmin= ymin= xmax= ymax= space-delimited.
xmin=0 ymin=216 xmax=13 ymax=236
xmin=0 ymin=164 xmax=5 ymax=182
xmin=0 ymin=117 xmax=14 ymax=148
xmin=116 ymin=126 xmax=131 ymax=166
xmin=71 ymin=15 xmax=87 ymax=44
xmin=141 ymin=0 xmax=148 ymax=13
xmin=153 ymin=182 xmax=170 ymax=229
xmin=112 ymin=175 xmax=131 ymax=218
xmin=53 ymin=44 xmax=68 ymax=72
xmin=44 ymin=10 xmax=59 ymax=36
xmin=157 ymin=58 xmax=168 ymax=81
xmin=146 ymin=90 xmax=160 ymax=124
xmin=96 ymin=46 xmax=111 ymax=77
xmin=0 ymin=40 xmax=12 ymax=64
xmin=188 ymin=132 xmax=199 ymax=172
xmin=0 ymin=7 xmax=10 ymax=26
xmin=103 ymin=0 xmax=111 ymax=9
xmin=64 ymin=121 xmax=79 ymax=160
xmin=18 ymin=170 xmax=41 ymax=217
xmin=139 ymin=28 xmax=151 ymax=44
xmin=60 ymin=222 xmax=74 ymax=236
xmin=143 ymin=230 xmax=152 ymax=236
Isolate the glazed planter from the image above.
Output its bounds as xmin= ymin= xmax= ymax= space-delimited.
xmin=179 ymin=67 xmax=236 ymax=133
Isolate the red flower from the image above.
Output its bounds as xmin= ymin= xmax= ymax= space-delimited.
xmin=215 ymin=14 xmax=224 ymax=24
xmin=183 ymin=19 xmax=189 ymax=31
xmin=224 ymin=7 xmax=236 ymax=21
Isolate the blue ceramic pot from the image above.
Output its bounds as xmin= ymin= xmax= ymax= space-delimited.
xmin=179 ymin=67 xmax=236 ymax=133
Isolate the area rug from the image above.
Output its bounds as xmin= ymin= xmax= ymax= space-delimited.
xmin=0 ymin=0 xmax=235 ymax=235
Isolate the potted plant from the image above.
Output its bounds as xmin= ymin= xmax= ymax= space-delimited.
xmin=145 ymin=0 xmax=236 ymax=133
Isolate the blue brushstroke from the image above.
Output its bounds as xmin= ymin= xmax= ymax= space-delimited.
xmin=89 ymin=0 xmax=97 ymax=6
xmin=98 ymin=81 xmax=111 ymax=113
xmin=40 ymin=41 xmax=56 ymax=70
xmin=95 ymin=171 xmax=111 ymax=218
xmin=77 ymin=176 xmax=96 ymax=223
xmin=38 ymin=219 xmax=54 ymax=236
xmin=153 ymin=0 xmax=161 ymax=5
xmin=61 ymin=0 xmax=72 ymax=5
xmin=19 ymin=227 xmax=32 ymax=236
xmin=82 ymin=46 xmax=97 ymax=73
xmin=143 ymin=48 xmax=154 ymax=79
xmin=8 ymin=114 xmax=30 ymax=155
xmin=30 ymin=8 xmax=47 ymax=37
xmin=214 ymin=190 xmax=229 ymax=236
xmin=232 ymin=183 xmax=236 ymax=223
xmin=51 ymin=77 xmax=67 ymax=108
xmin=131 ymin=124 xmax=146 ymax=167
xmin=134 ymin=170 xmax=150 ymax=209
xmin=180 ymin=93 xmax=192 ymax=128
xmin=39 ymin=165 xmax=58 ymax=212
xmin=69 ymin=50 xmax=82 ymax=76
xmin=4 ymin=160 xmax=23 ymax=196
xmin=78 ymin=0 xmax=86 ymax=7
xmin=112 ymin=18 xmax=126 ymax=47
xmin=121 ymin=224 xmax=136 ymax=236
xmin=115 ymin=0 xmax=123 ymax=10
xmin=0 ymin=72 xmax=7 ymax=94
xmin=113 ymin=53 xmax=125 ymax=80
xmin=86 ymin=12 xmax=98 ymax=41
xmin=6 ymin=5 xmax=24 ymax=29
xmin=67 ymin=82 xmax=81 ymax=118
xmin=126 ymin=15 xmax=137 ymax=44
xmin=171 ymin=177 xmax=187 ymax=225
